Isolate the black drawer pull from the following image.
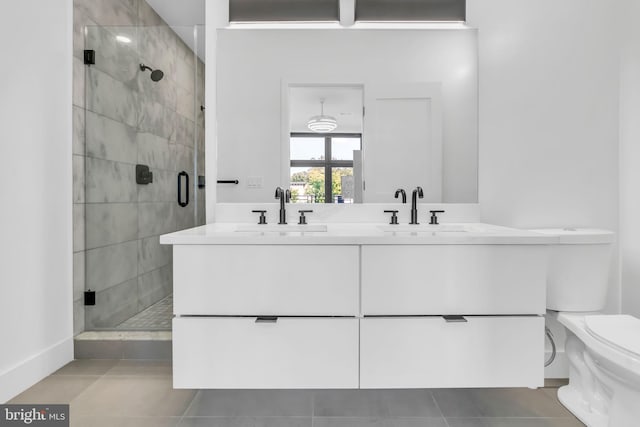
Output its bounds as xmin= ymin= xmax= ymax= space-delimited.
xmin=443 ymin=315 xmax=467 ymax=323
xmin=255 ymin=316 xmax=278 ymax=323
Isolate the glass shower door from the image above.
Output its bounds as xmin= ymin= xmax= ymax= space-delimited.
xmin=81 ymin=24 xmax=205 ymax=330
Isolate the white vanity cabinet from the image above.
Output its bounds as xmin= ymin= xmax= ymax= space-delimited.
xmin=359 ymin=245 xmax=546 ymax=389
xmin=164 ymin=224 xmax=550 ymax=390
xmin=360 ymin=316 xmax=544 ymax=388
xmin=361 ymin=245 xmax=547 ymax=315
xmin=173 ymin=245 xmax=359 ymax=316
xmin=172 ymin=244 xmax=360 ymax=389
xmin=174 ymin=316 xmax=359 ymax=389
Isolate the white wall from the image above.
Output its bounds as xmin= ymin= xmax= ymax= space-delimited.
xmin=619 ymin=0 xmax=640 ymax=317
xmin=205 ymin=0 xmax=229 ymax=223
xmin=0 ymin=0 xmax=74 ymax=402
xmin=467 ymin=0 xmax=621 ymax=313
xmin=216 ymin=29 xmax=478 ymax=204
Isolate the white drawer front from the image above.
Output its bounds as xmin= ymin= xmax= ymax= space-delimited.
xmin=360 ymin=316 xmax=544 ymax=388
xmin=173 ymin=317 xmax=359 ymax=389
xmin=361 ymin=245 xmax=547 ymax=315
xmin=174 ymin=245 xmax=359 ymax=315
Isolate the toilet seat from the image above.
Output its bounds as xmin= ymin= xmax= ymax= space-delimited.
xmin=585 ymin=315 xmax=640 ymax=359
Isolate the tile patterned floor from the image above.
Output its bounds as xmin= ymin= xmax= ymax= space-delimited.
xmin=7 ymin=360 xmax=585 ymax=427
xmin=116 ymin=295 xmax=173 ymax=330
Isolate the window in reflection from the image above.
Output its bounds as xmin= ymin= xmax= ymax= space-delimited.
xmin=290 ymin=133 xmax=361 ymax=203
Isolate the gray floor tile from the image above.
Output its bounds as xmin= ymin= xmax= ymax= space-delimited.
xmin=314 ymin=390 xmax=389 ymax=417
xmin=9 ymin=375 xmax=100 ymax=404
xmin=53 ymin=359 xmax=119 ymax=376
xmin=178 ymin=417 xmax=312 ymax=427
xmin=71 ymin=416 xmax=180 ymax=427
xmin=70 ymin=375 xmax=195 ymax=417
xmin=105 ymin=359 xmax=172 ymax=376
xmin=178 ymin=418 xmax=253 ymax=427
xmin=313 ymin=418 xmax=448 ymax=427
xmin=11 ymin=367 xmax=585 ymax=427
xmin=314 ymin=390 xmax=442 ymax=418
xmin=383 ymin=390 xmax=443 ymax=417
xmin=185 ymin=390 xmax=314 ymax=417
xmin=432 ymin=388 xmax=575 ymax=418
xmin=541 ymin=388 xmax=560 ymax=401
xmin=444 ymin=418 xmax=585 ymax=427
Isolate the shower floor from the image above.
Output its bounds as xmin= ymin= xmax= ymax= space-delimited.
xmin=116 ymin=294 xmax=173 ymax=330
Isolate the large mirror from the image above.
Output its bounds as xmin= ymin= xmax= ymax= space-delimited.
xmin=216 ymin=28 xmax=478 ymax=203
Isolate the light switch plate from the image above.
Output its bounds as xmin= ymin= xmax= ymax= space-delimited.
xmin=247 ymin=176 xmax=263 ymax=189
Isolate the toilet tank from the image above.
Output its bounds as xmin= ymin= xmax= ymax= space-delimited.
xmin=531 ymin=229 xmax=615 ymax=312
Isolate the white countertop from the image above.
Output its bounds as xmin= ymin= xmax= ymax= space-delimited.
xmin=160 ymin=222 xmax=555 ymax=245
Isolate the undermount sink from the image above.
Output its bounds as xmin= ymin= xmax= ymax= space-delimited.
xmin=377 ymin=225 xmax=468 ymax=233
xmin=235 ymin=224 xmax=328 ymax=233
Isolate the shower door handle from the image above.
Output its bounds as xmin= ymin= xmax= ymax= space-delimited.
xmin=178 ymin=171 xmax=189 ymax=207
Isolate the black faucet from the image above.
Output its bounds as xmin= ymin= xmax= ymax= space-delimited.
xmin=410 ymin=186 xmax=424 ymax=224
xmin=394 ymin=189 xmax=407 ymax=203
xmin=275 ymin=187 xmax=291 ymax=224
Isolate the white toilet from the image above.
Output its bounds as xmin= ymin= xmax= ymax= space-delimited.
xmin=533 ymin=228 xmax=640 ymax=427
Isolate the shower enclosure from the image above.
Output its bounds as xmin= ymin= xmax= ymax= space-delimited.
xmin=80 ymin=23 xmax=205 ymax=330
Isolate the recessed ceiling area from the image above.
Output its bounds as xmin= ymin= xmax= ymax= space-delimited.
xmin=144 ymin=0 xmax=467 ymax=62
xmin=289 ymin=86 xmax=363 ymax=134
xmin=229 ymin=0 xmax=339 ymax=22
xmin=228 ymin=0 xmax=465 ymax=23
xmin=145 ymin=0 xmax=206 ymax=61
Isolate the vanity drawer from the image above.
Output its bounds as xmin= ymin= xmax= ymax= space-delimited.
xmin=361 ymin=245 xmax=546 ymax=315
xmin=173 ymin=317 xmax=359 ymax=389
xmin=360 ymin=316 xmax=544 ymax=388
xmin=173 ymin=245 xmax=359 ymax=315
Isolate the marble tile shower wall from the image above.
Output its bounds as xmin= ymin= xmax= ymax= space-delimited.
xmin=72 ymin=0 xmax=206 ymax=333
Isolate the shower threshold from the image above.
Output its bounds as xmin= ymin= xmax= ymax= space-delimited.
xmin=74 ymin=329 xmax=172 ymax=360
xmin=74 ymin=295 xmax=174 ymax=359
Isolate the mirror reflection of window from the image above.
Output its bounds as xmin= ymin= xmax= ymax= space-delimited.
xmin=288 ymin=85 xmax=364 ymax=204
xmin=290 ymin=134 xmax=361 ymax=204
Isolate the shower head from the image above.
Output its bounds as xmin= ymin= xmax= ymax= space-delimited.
xmin=139 ymin=64 xmax=164 ymax=82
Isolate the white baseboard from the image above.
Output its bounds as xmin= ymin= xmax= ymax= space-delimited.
xmin=0 ymin=338 xmax=74 ymax=403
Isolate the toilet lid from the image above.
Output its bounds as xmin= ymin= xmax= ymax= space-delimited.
xmin=585 ymin=315 xmax=640 ymax=358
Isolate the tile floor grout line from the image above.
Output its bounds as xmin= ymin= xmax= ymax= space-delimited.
xmin=429 ymin=390 xmax=450 ymax=427
xmin=65 ymin=360 xmax=114 ymax=416
xmin=444 ymin=415 xmax=579 ymax=420
xmin=178 ymin=387 xmax=200 ymax=424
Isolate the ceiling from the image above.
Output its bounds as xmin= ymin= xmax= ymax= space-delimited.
xmin=145 ymin=0 xmax=206 ymax=61
xmin=289 ymin=86 xmax=363 ymax=134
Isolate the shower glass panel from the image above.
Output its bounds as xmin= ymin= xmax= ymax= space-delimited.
xmin=82 ymin=24 xmax=205 ymax=330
